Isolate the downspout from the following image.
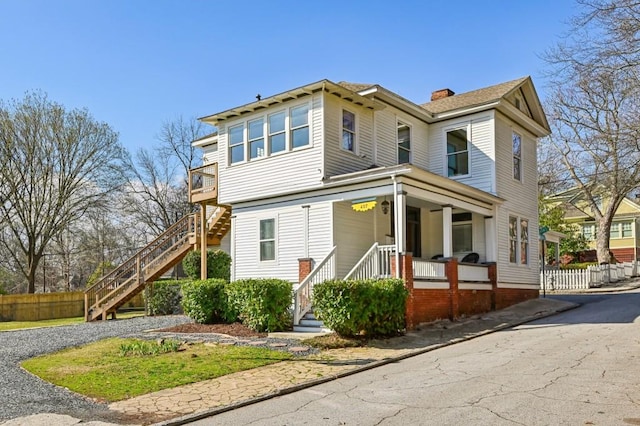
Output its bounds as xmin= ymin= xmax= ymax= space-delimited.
xmin=392 ymin=174 xmax=400 ymax=278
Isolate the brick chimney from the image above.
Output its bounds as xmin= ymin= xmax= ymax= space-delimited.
xmin=431 ymin=88 xmax=455 ymax=101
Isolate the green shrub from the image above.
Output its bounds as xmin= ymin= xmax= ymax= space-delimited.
xmin=145 ymin=280 xmax=184 ymax=315
xmin=313 ymin=278 xmax=408 ymax=337
xmin=181 ymin=279 xmax=237 ymax=324
xmin=183 ymin=250 xmax=231 ymax=282
xmin=227 ymin=279 xmax=292 ymax=332
xmin=559 ymin=262 xmax=598 ymax=270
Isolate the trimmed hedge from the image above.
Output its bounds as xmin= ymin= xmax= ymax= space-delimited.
xmin=183 ymin=250 xmax=231 ymax=282
xmin=146 ymin=280 xmax=184 ymax=315
xmin=181 ymin=279 xmax=237 ymax=324
xmin=313 ymin=278 xmax=408 ymax=337
xmin=227 ymin=279 xmax=292 ymax=332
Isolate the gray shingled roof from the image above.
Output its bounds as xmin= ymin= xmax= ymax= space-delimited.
xmin=421 ymin=77 xmax=529 ymax=114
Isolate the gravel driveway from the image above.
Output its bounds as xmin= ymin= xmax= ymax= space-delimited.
xmin=0 ymin=315 xmax=191 ymax=424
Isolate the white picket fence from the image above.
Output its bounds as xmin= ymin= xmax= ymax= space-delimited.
xmin=540 ymin=261 xmax=638 ymax=291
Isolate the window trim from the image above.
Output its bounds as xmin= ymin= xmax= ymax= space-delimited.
xmin=225 ymin=100 xmax=312 ymax=166
xmin=397 ymin=120 xmax=411 ymax=164
xmin=509 ymin=215 xmax=529 ymax=265
xmin=341 ymin=109 xmax=357 ymax=153
xmin=248 ymin=117 xmax=265 ymax=160
xmin=228 ymin=124 xmax=246 ymax=165
xmin=290 ymin=104 xmax=310 ymax=151
xmin=258 ymin=217 xmax=277 ymax=263
xmin=445 ymin=124 xmax=471 ymax=179
xmin=512 ymin=131 xmax=522 ymax=182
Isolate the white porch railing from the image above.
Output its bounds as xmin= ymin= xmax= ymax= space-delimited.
xmin=541 ymin=261 xmax=638 ymax=291
xmin=458 ymin=264 xmax=490 ymax=282
xmin=293 ymin=246 xmax=337 ymax=325
xmin=412 ymin=259 xmax=446 ymax=279
xmin=343 ymin=243 xmax=395 ymax=280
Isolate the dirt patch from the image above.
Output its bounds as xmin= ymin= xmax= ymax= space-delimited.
xmin=157 ymin=322 xmax=267 ymax=338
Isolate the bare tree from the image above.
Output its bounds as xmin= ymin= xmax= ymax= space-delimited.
xmin=542 ymin=0 xmax=640 ymax=263
xmin=0 ymin=91 xmax=126 ymax=293
xmin=121 ymin=117 xmax=206 ymax=237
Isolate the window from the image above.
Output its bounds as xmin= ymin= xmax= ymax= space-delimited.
xmin=268 ymin=111 xmax=286 ymax=154
xmin=622 ymin=221 xmax=633 ymax=238
xmin=513 ymin=132 xmax=522 ymax=181
xmin=452 ymin=212 xmax=473 ymax=253
xmin=397 ymin=122 xmax=411 ymax=164
xmin=248 ymin=118 xmax=265 ymax=160
xmin=290 ymin=104 xmax=309 ymax=149
xmin=229 ymin=124 xmax=245 ymax=164
xmin=447 ymin=128 xmax=469 ymax=177
xmin=259 ymin=219 xmax=275 ymax=261
xmin=342 ymin=110 xmax=356 ymax=152
xmin=509 ymin=215 xmax=529 ymax=264
xmin=582 ymin=223 xmax=596 ymax=240
xmin=610 ymin=223 xmax=620 ymax=239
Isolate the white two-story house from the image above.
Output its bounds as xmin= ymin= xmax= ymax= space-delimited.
xmin=187 ymin=76 xmax=550 ymax=327
xmin=83 ymin=76 xmax=549 ymax=325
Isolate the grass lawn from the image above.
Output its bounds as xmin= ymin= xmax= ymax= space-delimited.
xmin=21 ymin=338 xmax=292 ymax=402
xmin=0 ymin=311 xmax=145 ymax=332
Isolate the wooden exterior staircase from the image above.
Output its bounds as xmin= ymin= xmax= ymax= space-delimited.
xmin=84 ymin=163 xmax=227 ymax=321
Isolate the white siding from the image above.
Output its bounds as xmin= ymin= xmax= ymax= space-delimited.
xmin=232 ymin=201 xmax=333 ymax=283
xmin=372 ymin=106 xmax=430 ymax=169
xmin=217 ymin=94 xmax=324 ymax=204
xmin=323 ymin=94 xmax=375 ymax=177
xmin=494 ymin=113 xmax=539 ymax=286
xmin=202 ymin=143 xmax=219 ymax=165
xmin=333 ymin=201 xmax=375 ymax=278
xmin=428 ymin=112 xmax=496 ymax=194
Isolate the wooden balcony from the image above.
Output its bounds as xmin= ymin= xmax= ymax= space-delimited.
xmin=189 ymin=163 xmax=218 ymax=204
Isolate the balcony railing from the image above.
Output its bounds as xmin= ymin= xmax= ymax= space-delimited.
xmin=189 ymin=163 xmax=218 ymax=203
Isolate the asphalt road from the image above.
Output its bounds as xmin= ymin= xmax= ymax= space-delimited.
xmin=193 ymin=290 xmax=640 ymax=426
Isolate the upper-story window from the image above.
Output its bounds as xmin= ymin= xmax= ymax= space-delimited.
xmin=397 ymin=122 xmax=411 ymax=164
xmin=227 ymin=103 xmax=310 ymax=165
xmin=446 ymin=128 xmax=469 ymax=177
xmin=249 ymin=118 xmax=265 ymax=160
xmin=342 ymin=110 xmax=356 ymax=152
xmin=513 ymin=132 xmax=522 ymax=181
xmin=268 ymin=111 xmax=286 ymax=154
xmin=291 ymin=104 xmax=310 ymax=149
xmin=229 ymin=124 xmax=245 ymax=164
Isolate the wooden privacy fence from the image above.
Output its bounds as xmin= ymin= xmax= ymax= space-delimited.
xmin=540 ymin=262 xmax=638 ymax=291
xmin=0 ymin=291 xmax=145 ymax=322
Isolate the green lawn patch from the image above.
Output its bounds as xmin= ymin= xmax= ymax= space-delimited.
xmin=21 ymin=338 xmax=292 ymax=402
xmin=0 ymin=312 xmax=145 ymax=332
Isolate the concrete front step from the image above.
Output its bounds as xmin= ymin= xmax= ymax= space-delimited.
xmin=292 ymin=324 xmax=331 ymax=333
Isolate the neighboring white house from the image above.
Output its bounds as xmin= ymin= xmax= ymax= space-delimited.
xmin=190 ymin=77 xmax=550 ymax=326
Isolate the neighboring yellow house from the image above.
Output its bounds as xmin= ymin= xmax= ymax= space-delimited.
xmin=549 ymin=188 xmax=640 ymax=262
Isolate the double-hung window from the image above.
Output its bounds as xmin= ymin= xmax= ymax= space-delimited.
xmin=229 ymin=124 xmax=245 ymax=164
xmin=610 ymin=223 xmax=621 ymax=239
xmin=342 ymin=110 xmax=356 ymax=152
xmin=290 ymin=105 xmax=309 ymax=149
xmin=452 ymin=212 xmax=472 ymax=253
xmin=513 ymin=132 xmax=522 ymax=181
xmin=509 ymin=216 xmax=529 ymax=264
xmin=268 ymin=111 xmax=286 ymax=154
xmin=249 ymin=118 xmax=265 ymax=160
xmin=259 ymin=219 xmax=276 ymax=262
xmin=622 ymin=221 xmax=633 ymax=238
xmin=582 ymin=223 xmax=595 ymax=240
xmin=397 ymin=122 xmax=411 ymax=164
xmin=447 ymin=128 xmax=469 ymax=177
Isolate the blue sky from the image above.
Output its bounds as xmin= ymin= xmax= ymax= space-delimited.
xmin=1 ymin=0 xmax=576 ymax=153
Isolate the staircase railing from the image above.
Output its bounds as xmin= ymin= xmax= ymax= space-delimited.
xmin=84 ymin=213 xmax=199 ymax=320
xmin=293 ymin=246 xmax=337 ymax=325
xmin=189 ymin=163 xmax=218 ymax=203
xmin=343 ymin=243 xmax=395 ymax=280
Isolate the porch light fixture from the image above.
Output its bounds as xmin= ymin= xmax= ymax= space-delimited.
xmin=381 ymin=198 xmax=390 ymax=215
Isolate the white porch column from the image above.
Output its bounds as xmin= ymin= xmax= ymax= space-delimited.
xmin=443 ymin=206 xmax=453 ymax=257
xmin=230 ymin=215 xmax=236 ymax=282
xmin=302 ymin=205 xmax=310 ymax=258
xmin=484 ymin=216 xmax=497 ymax=262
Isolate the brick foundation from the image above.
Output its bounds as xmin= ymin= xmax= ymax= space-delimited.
xmin=494 ymin=288 xmax=539 ymax=310
xmin=298 ymin=258 xmax=314 ymax=283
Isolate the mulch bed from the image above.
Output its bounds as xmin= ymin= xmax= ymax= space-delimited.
xmin=158 ymin=322 xmax=267 ymax=338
